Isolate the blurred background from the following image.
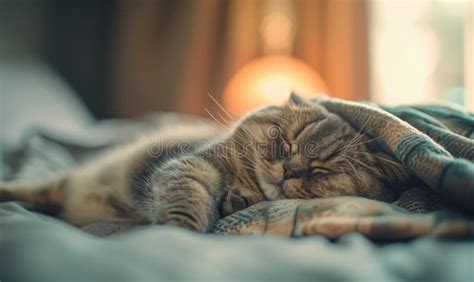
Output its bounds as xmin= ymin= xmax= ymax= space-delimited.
xmin=0 ymin=0 xmax=473 ymax=121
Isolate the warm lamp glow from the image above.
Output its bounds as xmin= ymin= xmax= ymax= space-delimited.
xmin=223 ymin=55 xmax=328 ymax=116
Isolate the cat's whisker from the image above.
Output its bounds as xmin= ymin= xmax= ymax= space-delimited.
xmin=342 ymin=136 xmax=383 ymax=151
xmin=342 ymin=158 xmax=362 ymax=182
xmin=360 ymin=152 xmax=406 ymax=168
xmin=230 ymin=125 xmax=256 ymax=144
xmin=229 ymin=136 xmax=253 ymax=151
xmin=342 ymin=157 xmax=371 ymax=191
xmin=204 ymin=108 xmax=228 ymax=129
xmin=267 ymin=115 xmax=288 ymax=124
xmin=235 ymin=157 xmax=264 ymax=175
xmin=216 ymin=111 xmax=231 ymax=126
xmin=208 ymin=93 xmax=236 ymax=120
xmin=339 ymin=133 xmax=364 ymax=155
xmin=343 ymin=119 xmax=369 ymax=149
xmin=233 ymin=130 xmax=253 ymax=145
xmin=238 ymin=157 xmax=257 ymax=166
xmin=238 ymin=164 xmax=258 ymax=172
xmin=240 ymin=160 xmax=261 ymax=172
xmin=338 ymin=122 xmax=385 ymax=155
xmin=344 ymin=155 xmax=375 ymax=173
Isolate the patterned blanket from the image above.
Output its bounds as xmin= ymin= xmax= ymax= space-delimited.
xmin=4 ymin=98 xmax=473 ymax=239
xmin=211 ymin=98 xmax=474 ymax=239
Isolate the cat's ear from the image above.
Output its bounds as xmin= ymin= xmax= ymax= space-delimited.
xmin=288 ymin=92 xmax=309 ymax=107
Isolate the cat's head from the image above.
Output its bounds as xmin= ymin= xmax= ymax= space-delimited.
xmin=231 ymin=93 xmax=410 ymax=203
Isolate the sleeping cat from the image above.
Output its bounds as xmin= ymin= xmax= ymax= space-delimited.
xmin=0 ymin=94 xmax=411 ymax=232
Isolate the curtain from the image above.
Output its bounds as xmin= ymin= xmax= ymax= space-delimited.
xmin=109 ymin=0 xmax=369 ymax=118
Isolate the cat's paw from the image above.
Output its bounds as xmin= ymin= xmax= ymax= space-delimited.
xmin=222 ymin=189 xmax=251 ymax=216
xmin=157 ymin=211 xmax=207 ymax=233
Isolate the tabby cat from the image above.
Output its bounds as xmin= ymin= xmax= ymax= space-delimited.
xmin=0 ymin=94 xmax=412 ymax=232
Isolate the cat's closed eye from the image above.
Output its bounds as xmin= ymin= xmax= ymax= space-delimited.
xmin=262 ymin=131 xmax=292 ymax=161
xmin=310 ymin=166 xmax=332 ymax=176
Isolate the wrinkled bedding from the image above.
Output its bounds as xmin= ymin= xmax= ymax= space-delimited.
xmin=1 ymin=202 xmax=474 ymax=281
xmin=1 ymin=63 xmax=473 ymax=281
xmin=4 ymin=104 xmax=473 ymax=240
xmin=1 ymin=106 xmax=473 ymax=281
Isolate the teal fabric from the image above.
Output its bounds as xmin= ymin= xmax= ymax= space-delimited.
xmin=317 ymin=98 xmax=474 ymax=214
xmin=2 ymin=91 xmax=473 ymax=280
xmin=3 ymin=64 xmax=472 ymax=281
xmin=1 ymin=202 xmax=473 ymax=281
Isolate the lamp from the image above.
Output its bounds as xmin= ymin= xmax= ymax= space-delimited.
xmin=222 ymin=0 xmax=327 ymax=116
xmin=223 ymin=55 xmax=327 ymax=116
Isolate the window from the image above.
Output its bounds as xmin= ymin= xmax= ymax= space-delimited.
xmin=370 ymin=0 xmax=473 ymax=110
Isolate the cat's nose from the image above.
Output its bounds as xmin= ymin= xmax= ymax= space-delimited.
xmin=283 ymin=168 xmax=296 ymax=180
xmin=283 ymin=160 xmax=305 ymax=179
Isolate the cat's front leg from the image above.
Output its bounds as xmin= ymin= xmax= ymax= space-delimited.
xmin=137 ymin=157 xmax=226 ymax=232
xmin=154 ymin=180 xmax=218 ymax=232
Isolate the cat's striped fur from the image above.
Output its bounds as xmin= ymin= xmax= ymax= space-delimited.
xmin=0 ymin=94 xmax=412 ymax=231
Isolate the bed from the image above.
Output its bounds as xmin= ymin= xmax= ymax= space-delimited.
xmin=1 ymin=60 xmax=473 ymax=281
